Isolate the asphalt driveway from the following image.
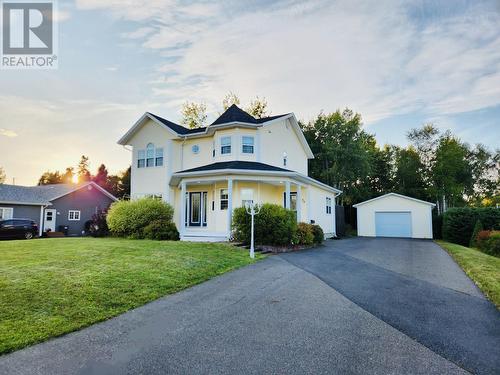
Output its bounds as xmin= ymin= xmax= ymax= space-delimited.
xmin=1 ymin=238 xmax=499 ymax=374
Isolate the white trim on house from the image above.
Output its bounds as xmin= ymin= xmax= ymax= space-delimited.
xmin=353 ymin=193 xmax=436 ymax=208
xmin=68 ymin=210 xmax=81 ymax=221
xmin=171 ymin=169 xmax=342 ymax=195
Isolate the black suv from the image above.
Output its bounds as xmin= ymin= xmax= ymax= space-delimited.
xmin=0 ymin=219 xmax=38 ymax=240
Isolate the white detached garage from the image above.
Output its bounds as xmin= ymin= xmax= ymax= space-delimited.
xmin=354 ymin=193 xmax=435 ymax=239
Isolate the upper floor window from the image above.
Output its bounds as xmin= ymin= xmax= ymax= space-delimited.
xmin=221 ymin=137 xmax=231 ymax=155
xmin=137 ymin=143 xmax=163 ymax=168
xmin=242 ymin=136 xmax=254 ymax=154
xmin=326 ymin=197 xmax=332 ymax=214
xmin=155 ymin=147 xmax=164 ymax=166
xmin=146 ymin=143 xmax=155 ymax=167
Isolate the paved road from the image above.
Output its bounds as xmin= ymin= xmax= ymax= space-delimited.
xmin=1 ymin=238 xmax=498 ymax=374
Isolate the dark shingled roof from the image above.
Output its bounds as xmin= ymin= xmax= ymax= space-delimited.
xmin=147 ymin=105 xmax=290 ymax=135
xmin=210 ymin=104 xmax=289 ymax=126
xmin=147 ymin=113 xmax=206 ymax=135
xmin=175 ymin=161 xmax=292 ymax=174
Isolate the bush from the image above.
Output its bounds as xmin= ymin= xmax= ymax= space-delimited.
xmin=143 ymin=220 xmax=180 ymax=241
xmin=88 ymin=209 xmax=109 ymax=237
xmin=107 ymin=198 xmax=174 ymax=238
xmin=296 ymin=223 xmax=314 ymax=245
xmin=232 ymin=203 xmax=297 ymax=246
xmin=476 ymin=230 xmax=500 ymax=257
xmin=469 ymin=220 xmax=483 ymax=248
xmin=442 ymin=208 xmax=500 ymax=246
xmin=311 ymin=224 xmax=324 ymax=244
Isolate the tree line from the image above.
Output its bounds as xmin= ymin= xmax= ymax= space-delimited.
xmin=181 ymin=94 xmax=499 ymax=211
xmin=301 ymin=109 xmax=499 ymax=211
xmin=37 ymin=156 xmax=131 ymax=199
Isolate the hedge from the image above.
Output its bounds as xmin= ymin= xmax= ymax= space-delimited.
xmin=476 ymin=230 xmax=500 ymax=257
xmin=107 ymin=198 xmax=175 ymax=238
xmin=232 ymin=204 xmax=297 ymax=246
xmin=442 ymin=208 xmax=500 ymax=246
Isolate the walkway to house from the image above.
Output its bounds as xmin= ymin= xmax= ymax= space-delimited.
xmin=1 ymin=238 xmax=499 ymax=374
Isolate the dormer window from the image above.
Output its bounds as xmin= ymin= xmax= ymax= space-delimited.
xmin=138 ymin=143 xmax=163 ymax=168
xmin=221 ymin=137 xmax=231 ymax=155
xmin=242 ymin=136 xmax=254 ymax=154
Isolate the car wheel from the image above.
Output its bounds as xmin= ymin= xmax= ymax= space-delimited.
xmin=24 ymin=232 xmax=33 ymax=240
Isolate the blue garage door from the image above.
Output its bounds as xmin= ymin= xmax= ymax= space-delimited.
xmin=375 ymin=212 xmax=412 ymax=238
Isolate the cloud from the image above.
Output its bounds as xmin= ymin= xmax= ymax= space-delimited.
xmin=0 ymin=129 xmax=18 ymax=137
xmin=78 ymin=0 xmax=500 ymax=125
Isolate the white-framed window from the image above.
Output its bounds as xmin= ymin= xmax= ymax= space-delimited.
xmin=138 ymin=143 xmax=164 ymax=168
xmin=155 ymin=147 xmax=164 ymax=166
xmin=0 ymin=207 xmax=13 ymax=220
xmin=137 ymin=150 xmax=145 ymax=168
xmin=192 ymin=144 xmax=200 ymax=154
xmin=326 ymin=197 xmax=332 ymax=214
xmin=242 ymin=136 xmax=254 ymax=154
xmin=146 ymin=143 xmax=155 ymax=167
xmin=282 ymin=192 xmax=297 ymax=211
xmin=68 ymin=210 xmax=81 ymax=221
xmin=220 ymin=189 xmax=229 ymax=210
xmin=221 ymin=137 xmax=231 ymax=155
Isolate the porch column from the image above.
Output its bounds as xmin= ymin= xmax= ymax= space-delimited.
xmin=227 ymin=178 xmax=233 ymax=235
xmin=296 ymin=185 xmax=302 ymax=222
xmin=285 ymin=181 xmax=291 ymax=209
xmin=180 ymin=181 xmax=186 ymax=235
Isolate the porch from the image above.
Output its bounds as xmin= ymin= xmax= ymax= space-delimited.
xmin=173 ymin=176 xmax=307 ymax=242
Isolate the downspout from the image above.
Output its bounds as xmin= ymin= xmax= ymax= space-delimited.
xmin=180 ymin=136 xmax=187 ymax=170
xmin=333 ymin=191 xmax=342 ymax=238
xmin=39 ymin=205 xmax=48 ymax=237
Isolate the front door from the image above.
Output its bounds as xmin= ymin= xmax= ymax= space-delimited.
xmin=188 ymin=192 xmax=207 ymax=227
xmin=43 ymin=209 xmax=56 ymax=232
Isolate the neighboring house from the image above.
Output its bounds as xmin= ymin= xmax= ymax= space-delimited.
xmin=119 ymin=104 xmax=342 ymax=241
xmin=354 ymin=193 xmax=435 ymax=239
xmin=0 ymin=182 xmax=117 ymax=236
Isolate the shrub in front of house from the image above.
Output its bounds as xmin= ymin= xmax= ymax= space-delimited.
xmin=296 ymin=222 xmax=314 ymax=245
xmin=475 ymin=230 xmax=500 ymax=257
xmin=311 ymin=224 xmax=324 ymax=244
xmin=232 ymin=203 xmax=297 ymax=246
xmin=442 ymin=208 xmax=500 ymax=246
xmin=88 ymin=209 xmax=110 ymax=237
xmin=107 ymin=198 xmax=174 ymax=238
xmin=143 ymin=220 xmax=180 ymax=241
xmin=469 ymin=220 xmax=483 ymax=248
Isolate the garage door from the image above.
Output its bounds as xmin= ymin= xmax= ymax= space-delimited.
xmin=375 ymin=212 xmax=412 ymax=238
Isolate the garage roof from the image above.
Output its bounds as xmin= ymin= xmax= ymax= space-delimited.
xmin=353 ymin=193 xmax=436 ymax=208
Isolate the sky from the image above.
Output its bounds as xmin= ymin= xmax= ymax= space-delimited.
xmin=1 ymin=0 xmax=499 ymax=185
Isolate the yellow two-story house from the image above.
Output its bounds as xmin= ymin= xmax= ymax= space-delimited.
xmin=118 ymin=104 xmax=341 ymax=241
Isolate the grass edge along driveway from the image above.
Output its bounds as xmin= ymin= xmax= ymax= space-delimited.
xmin=0 ymin=238 xmax=262 ymax=354
xmin=436 ymin=240 xmax=500 ymax=308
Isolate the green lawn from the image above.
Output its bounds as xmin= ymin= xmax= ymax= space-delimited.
xmin=0 ymin=238 xmax=262 ymax=354
xmin=436 ymin=240 xmax=500 ymax=308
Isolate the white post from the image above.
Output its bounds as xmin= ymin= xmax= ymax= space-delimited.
xmin=180 ymin=181 xmax=186 ymax=236
xmin=285 ymin=181 xmax=291 ymax=209
xmin=245 ymin=203 xmax=261 ymax=259
xmin=39 ymin=206 xmax=44 ymax=236
xmin=250 ymin=211 xmax=255 ymax=258
xmin=227 ymin=178 xmax=233 ymax=236
xmin=296 ymin=185 xmax=302 ymax=222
